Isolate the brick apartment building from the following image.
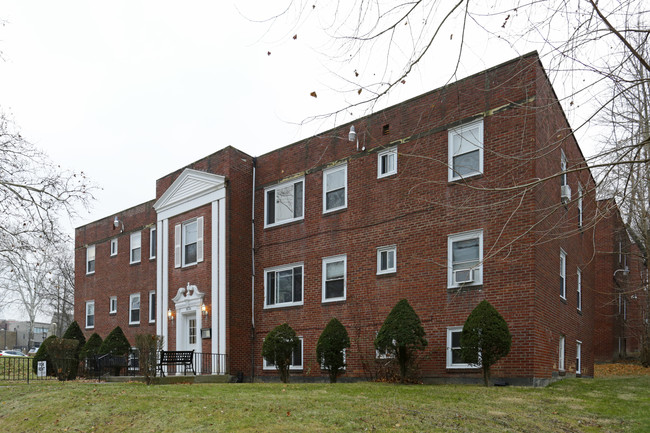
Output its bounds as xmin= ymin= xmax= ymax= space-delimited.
xmin=75 ymin=52 xmax=642 ymax=385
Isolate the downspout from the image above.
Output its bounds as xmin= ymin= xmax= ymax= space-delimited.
xmin=251 ymin=157 xmax=256 ymax=381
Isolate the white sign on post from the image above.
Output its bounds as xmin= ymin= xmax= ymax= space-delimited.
xmin=37 ymin=361 xmax=46 ymax=377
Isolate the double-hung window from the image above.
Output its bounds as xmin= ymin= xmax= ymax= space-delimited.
xmin=322 ymin=255 xmax=346 ymax=302
xmin=264 ymin=263 xmax=303 ymax=308
xmin=264 ymin=337 xmax=303 ymax=370
xmin=448 ymin=230 xmax=483 ymax=287
xmin=577 ymin=184 xmax=583 ymax=228
xmin=149 ymin=291 xmax=156 ymax=323
xmin=446 ymin=326 xmax=478 ymax=369
xmin=576 ymin=341 xmax=582 ymax=375
xmin=129 ymin=293 xmax=140 ymax=325
xmin=560 ymin=249 xmax=566 ymax=299
xmin=560 ymin=149 xmax=568 ymax=186
xmin=448 ymin=119 xmax=484 ymax=181
xmin=110 ymin=238 xmax=118 ymax=256
xmin=377 ymin=147 xmax=397 ymax=178
xmin=109 ymin=296 xmax=117 ymax=314
xmin=559 ymin=335 xmax=566 ymax=371
xmin=577 ymin=268 xmax=582 ymax=312
xmin=130 ymin=231 xmax=141 ymax=264
xmin=175 ymin=217 xmax=204 ymax=268
xmin=323 ymin=164 xmax=347 ymax=213
xmin=377 ymin=245 xmax=396 ymax=275
xmin=86 ymin=245 xmax=95 ymax=275
xmin=85 ymin=301 xmax=95 ymax=329
xmin=265 ymin=178 xmax=304 ymax=227
xmin=150 ymin=227 xmax=157 ymax=259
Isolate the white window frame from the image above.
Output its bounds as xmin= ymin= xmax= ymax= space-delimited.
xmin=129 ymin=293 xmax=140 ymax=325
xmin=323 ymin=164 xmax=348 ymax=213
xmin=130 ymin=231 xmax=141 ymax=264
xmin=182 ymin=219 xmax=200 ymax=267
xmin=576 ymin=340 xmax=582 ymax=375
xmin=557 ymin=335 xmax=566 ymax=371
xmin=377 ymin=245 xmax=396 ymax=275
xmin=577 ymin=268 xmax=582 ymax=312
xmin=264 ymin=177 xmax=305 ymax=228
xmin=86 ymin=245 xmax=95 ymax=275
xmin=263 ymin=337 xmax=303 ymax=370
xmin=577 ymin=183 xmax=583 ymax=228
xmin=263 ymin=262 xmax=304 ymax=309
xmin=448 ymin=119 xmax=484 ymax=181
xmin=149 ymin=291 xmax=156 ymax=323
xmin=85 ymin=300 xmax=95 ymax=329
xmin=150 ymin=227 xmax=157 ymax=259
xmin=560 ymin=149 xmax=568 ymax=186
xmin=447 ymin=230 xmax=483 ymax=288
xmin=110 ymin=238 xmax=118 ymax=257
xmin=377 ymin=146 xmax=397 ymax=178
xmin=446 ymin=326 xmax=479 ymax=369
xmin=322 ymin=254 xmax=347 ymax=303
xmin=109 ymin=296 xmax=117 ymax=314
xmin=560 ymin=248 xmax=566 ymax=301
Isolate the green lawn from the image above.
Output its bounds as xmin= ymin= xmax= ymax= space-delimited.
xmin=0 ymin=376 xmax=648 ymax=432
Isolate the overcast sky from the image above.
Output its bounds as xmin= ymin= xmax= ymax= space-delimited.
xmin=1 ymin=2 xmax=597 ymax=321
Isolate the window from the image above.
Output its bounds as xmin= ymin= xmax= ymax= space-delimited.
xmin=322 ymin=255 xmax=347 ymax=302
xmin=264 ymin=263 xmax=303 ymax=308
xmin=86 ymin=245 xmax=95 ymax=275
xmin=560 ymin=249 xmax=566 ymax=299
xmin=109 ymin=296 xmax=117 ymax=314
xmin=150 ymin=227 xmax=157 ymax=259
xmin=265 ymin=178 xmax=304 ymax=227
xmin=110 ymin=238 xmax=118 ymax=256
xmin=560 ymin=149 xmax=568 ymax=186
xmin=85 ymin=301 xmax=95 ymax=329
xmin=130 ymin=231 xmax=141 ymax=264
xmin=149 ymin=291 xmax=156 ymax=323
xmin=174 ymin=217 xmax=204 ymax=268
xmin=576 ymin=341 xmax=582 ymax=375
xmin=264 ymin=337 xmax=303 ymax=370
xmin=577 ymin=184 xmax=583 ymax=227
xmin=129 ymin=293 xmax=140 ymax=325
xmin=377 ymin=147 xmax=397 ymax=178
xmin=577 ymin=268 xmax=582 ymax=312
xmin=448 ymin=119 xmax=484 ymax=181
xmin=448 ymin=230 xmax=483 ymax=288
xmin=446 ymin=326 xmax=478 ymax=369
xmin=377 ymin=245 xmax=396 ymax=275
xmin=323 ymin=164 xmax=347 ymax=213
xmin=559 ymin=335 xmax=565 ymax=371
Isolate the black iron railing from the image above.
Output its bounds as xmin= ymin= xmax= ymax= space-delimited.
xmin=0 ymin=356 xmax=54 ymax=382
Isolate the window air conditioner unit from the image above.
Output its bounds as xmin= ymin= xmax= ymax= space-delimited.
xmin=560 ymin=184 xmax=571 ymax=203
xmin=454 ymin=268 xmax=474 ymax=284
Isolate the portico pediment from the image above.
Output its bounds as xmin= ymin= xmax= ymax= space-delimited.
xmin=154 ymin=168 xmax=226 ymax=218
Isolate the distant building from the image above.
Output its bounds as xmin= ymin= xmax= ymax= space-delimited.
xmin=74 ymin=52 xmax=646 ymax=385
xmin=1 ymin=320 xmax=51 ymax=351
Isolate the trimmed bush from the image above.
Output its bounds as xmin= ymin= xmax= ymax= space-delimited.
xmin=47 ymin=338 xmax=79 ymax=381
xmin=375 ymin=299 xmax=428 ymax=383
xmin=261 ymin=323 xmax=300 ymax=383
xmin=316 ymin=318 xmax=350 ymax=383
xmin=62 ymin=321 xmax=86 ymax=379
xmin=80 ymin=333 xmax=103 ymax=361
xmin=32 ymin=335 xmax=57 ymax=375
xmin=460 ymin=300 xmax=512 ymax=386
xmin=99 ymin=326 xmax=131 ymax=356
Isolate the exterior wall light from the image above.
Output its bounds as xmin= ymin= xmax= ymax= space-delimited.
xmin=201 ymin=303 xmax=208 ymax=317
xmin=167 ymin=309 xmax=174 ymax=322
xmin=113 ymin=216 xmax=124 ymax=233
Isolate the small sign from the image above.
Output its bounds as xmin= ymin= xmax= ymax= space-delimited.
xmin=201 ymin=328 xmax=211 ymax=339
xmin=37 ymin=361 xmax=46 ymax=377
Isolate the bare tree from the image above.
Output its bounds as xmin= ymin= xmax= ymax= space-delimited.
xmin=44 ymin=249 xmax=75 ymax=337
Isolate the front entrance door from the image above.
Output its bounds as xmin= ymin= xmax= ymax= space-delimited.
xmin=180 ymin=311 xmax=200 ymax=353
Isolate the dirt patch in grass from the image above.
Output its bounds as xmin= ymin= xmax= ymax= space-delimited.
xmin=595 ymin=361 xmax=650 ymax=377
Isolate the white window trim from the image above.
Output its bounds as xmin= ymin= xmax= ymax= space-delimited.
xmin=149 ymin=291 xmax=156 ymax=323
xmin=557 ymin=335 xmax=566 ymax=371
xmin=446 ymin=326 xmax=479 ymax=369
xmin=110 ymin=238 xmax=118 ymax=257
xmin=129 ymin=293 xmax=141 ymax=325
xmin=577 ymin=268 xmax=582 ymax=312
xmin=130 ymin=231 xmax=141 ymax=264
xmin=560 ymin=149 xmax=568 ymax=186
xmin=86 ymin=245 xmax=95 ymax=275
xmin=560 ymin=248 xmax=566 ymax=301
xmin=85 ymin=300 xmax=95 ymax=329
xmin=576 ymin=340 xmax=582 ymax=375
xmin=323 ymin=164 xmax=348 ymax=213
xmin=264 ymin=177 xmax=305 ymax=228
xmin=447 ymin=229 xmax=483 ymax=288
xmin=377 ymin=245 xmax=397 ymax=275
xmin=577 ymin=184 xmax=583 ymax=228
xmin=150 ymin=227 xmax=157 ymax=259
xmin=109 ymin=296 xmax=117 ymax=314
xmin=322 ymin=254 xmax=347 ymax=303
xmin=377 ymin=146 xmax=397 ymax=178
xmin=448 ymin=119 xmax=484 ymax=182
xmin=263 ymin=262 xmax=304 ymax=309
xmin=263 ymin=336 xmax=304 ymax=370
xmin=179 ymin=217 xmax=203 ymax=267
